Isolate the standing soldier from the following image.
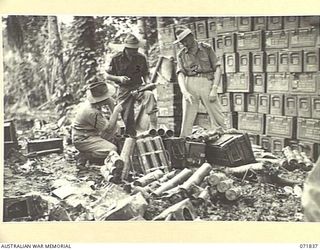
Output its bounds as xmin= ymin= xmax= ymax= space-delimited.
xmin=106 ymin=33 xmax=158 ymax=136
xmin=174 ymin=26 xmax=226 ymax=137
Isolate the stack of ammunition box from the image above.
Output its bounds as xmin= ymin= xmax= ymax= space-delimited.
xmin=4 ymin=120 xmax=19 ymax=158
xmin=157 ymin=16 xmax=320 ymax=162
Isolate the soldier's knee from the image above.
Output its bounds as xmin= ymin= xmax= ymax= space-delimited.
xmin=110 ymin=144 xmax=118 ymax=152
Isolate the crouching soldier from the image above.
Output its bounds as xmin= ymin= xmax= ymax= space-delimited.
xmin=72 ymin=81 xmax=122 ymax=169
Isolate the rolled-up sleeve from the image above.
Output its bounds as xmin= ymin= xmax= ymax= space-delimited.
xmin=207 ymin=47 xmax=221 ymax=70
xmin=106 ymin=58 xmax=116 ymax=75
xmin=176 ymin=53 xmax=187 ymax=75
xmin=89 ymin=111 xmax=109 ymax=132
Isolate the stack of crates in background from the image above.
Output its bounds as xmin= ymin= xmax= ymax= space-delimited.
xmin=157 ymin=28 xmax=183 ymax=135
xmin=156 ymin=16 xmax=320 ymax=161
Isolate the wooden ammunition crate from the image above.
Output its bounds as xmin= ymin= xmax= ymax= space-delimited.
xmin=270 ymin=94 xmax=285 ymax=116
xmin=271 ymin=137 xmax=286 ymax=155
xmin=226 ymin=73 xmax=252 ymax=93
xmin=206 ymin=133 xmax=255 ymax=167
xmin=311 ymin=96 xmax=320 ymax=119
xmin=267 ymin=73 xmax=291 ymax=93
xmin=299 ymin=140 xmax=320 ymax=162
xmin=233 ymin=93 xmax=247 ymax=112
xmin=297 ymin=118 xmax=320 ymax=143
xmin=265 ymin=30 xmax=289 ymax=50
xmin=223 ymin=112 xmax=238 ymax=129
xmin=266 ymin=51 xmax=279 ymax=72
xmin=27 ymin=138 xmax=63 ymax=154
xmin=253 ymin=16 xmax=267 ymax=30
xmin=266 ymin=115 xmax=297 ymax=138
xmin=223 ymin=32 xmax=237 ymax=53
xmin=224 ymin=53 xmax=238 ymax=73
xmin=4 ymin=120 xmax=17 ymax=142
xmin=267 ymin=16 xmax=283 ymax=30
xmin=238 ymin=112 xmax=265 ymax=134
xmin=185 ymin=141 xmax=206 ymax=167
xmin=4 ymin=141 xmax=19 ymax=159
xmin=216 ymin=17 xmax=238 ymax=33
xmin=219 ymin=93 xmax=233 ymax=112
xmin=247 ymin=93 xmax=259 ymax=113
xmin=299 ymin=16 xmax=320 ymax=27
xmin=284 ymin=16 xmax=300 ymax=29
xmin=252 ymin=51 xmax=265 ymax=72
xmin=289 ymin=50 xmax=303 ymax=72
xmin=238 ymin=17 xmax=253 ymax=32
xmin=237 ymin=30 xmax=263 ymax=51
xmin=207 ymin=18 xmax=217 ymax=38
xmin=304 ymin=49 xmax=319 ymax=72
xmin=195 ymin=20 xmax=208 ymax=39
xmin=3 ymin=195 xmax=47 ymax=222
xmin=248 ymin=133 xmax=260 ymax=145
xmin=238 ymin=51 xmax=252 ymax=72
xmin=215 ymin=35 xmax=224 ymax=56
xmin=258 ymin=94 xmax=270 ymax=114
xmin=284 ymin=95 xmax=298 ymax=117
xmin=260 ymin=135 xmax=272 ymax=152
xmin=278 ymin=51 xmax=290 ymax=72
xmin=298 ymin=96 xmax=312 ymax=118
xmin=289 ymin=27 xmax=318 ymax=48
xmin=253 ymin=73 xmax=266 ymax=93
xmin=290 ymin=73 xmax=320 ymax=95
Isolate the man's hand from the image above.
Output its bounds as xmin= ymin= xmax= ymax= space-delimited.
xmin=131 ymin=89 xmax=139 ymax=98
xmin=183 ymin=91 xmax=194 ymax=104
xmin=114 ymin=103 xmax=123 ymax=114
xmin=209 ymin=86 xmax=218 ymax=103
xmin=118 ymin=76 xmax=130 ymax=84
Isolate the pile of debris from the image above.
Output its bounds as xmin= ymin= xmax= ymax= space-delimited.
xmin=3 ymin=118 xmax=314 ymax=222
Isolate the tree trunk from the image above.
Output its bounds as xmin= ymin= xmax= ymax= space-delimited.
xmin=47 ymin=16 xmax=66 ymax=97
xmin=73 ymin=16 xmax=99 ymax=85
xmin=137 ymin=17 xmax=148 ymax=56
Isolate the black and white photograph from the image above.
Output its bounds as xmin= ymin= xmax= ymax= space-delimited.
xmin=2 ymin=14 xmax=320 ymax=224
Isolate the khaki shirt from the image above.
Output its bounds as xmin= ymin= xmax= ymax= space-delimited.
xmin=176 ymin=41 xmax=221 ymax=80
xmin=72 ymin=101 xmax=108 ymax=137
xmin=107 ymin=50 xmax=149 ymax=99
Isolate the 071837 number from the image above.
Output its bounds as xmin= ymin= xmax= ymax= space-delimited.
xmin=300 ymin=244 xmax=319 ymax=248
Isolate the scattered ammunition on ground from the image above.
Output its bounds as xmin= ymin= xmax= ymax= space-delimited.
xmin=133 ymin=169 xmax=164 ymax=187
xmin=225 ymin=187 xmax=242 ymax=201
xmin=120 ymin=137 xmax=136 ymax=180
xmin=217 ymin=179 xmax=234 ymax=193
xmin=104 ymin=150 xmax=124 ymax=169
xmin=205 ymin=172 xmax=227 ymax=186
xmin=197 ymin=186 xmax=210 ymax=204
xmin=300 ymin=152 xmax=314 ymax=171
xmin=152 ymin=168 xmax=193 ymax=196
xmin=153 ymin=198 xmax=196 ymax=221
xmin=180 ymin=163 xmax=212 ymax=192
xmin=158 ymin=170 xmax=177 ymax=183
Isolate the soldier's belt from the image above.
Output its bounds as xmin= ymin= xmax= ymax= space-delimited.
xmin=187 ymin=72 xmax=213 ymax=78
